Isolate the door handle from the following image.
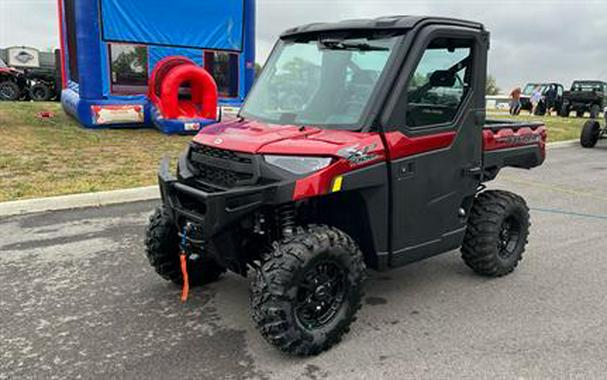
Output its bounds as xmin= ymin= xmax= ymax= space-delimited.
xmin=398 ymin=162 xmax=415 ymax=178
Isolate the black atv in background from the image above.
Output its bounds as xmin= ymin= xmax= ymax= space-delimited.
xmin=520 ymin=82 xmax=564 ymax=116
xmin=22 ymin=67 xmax=59 ymax=102
xmin=560 ymin=80 xmax=607 ymax=119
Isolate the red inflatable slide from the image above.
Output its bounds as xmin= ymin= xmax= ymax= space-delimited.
xmin=149 ymin=56 xmax=219 ymax=134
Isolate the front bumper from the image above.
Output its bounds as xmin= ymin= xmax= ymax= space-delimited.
xmin=158 ymin=157 xmax=295 ymax=239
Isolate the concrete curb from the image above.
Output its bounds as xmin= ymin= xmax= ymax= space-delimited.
xmin=0 ymin=139 xmax=581 ymax=218
xmin=0 ymin=186 xmax=160 ymax=218
xmin=546 ymin=139 xmax=578 ymax=149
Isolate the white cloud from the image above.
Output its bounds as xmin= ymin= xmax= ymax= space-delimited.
xmin=0 ymin=0 xmax=59 ymax=51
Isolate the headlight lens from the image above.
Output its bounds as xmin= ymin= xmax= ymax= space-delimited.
xmin=264 ymin=155 xmax=332 ymax=175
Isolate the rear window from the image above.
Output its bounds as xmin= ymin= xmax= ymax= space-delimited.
xmin=572 ymin=82 xmax=604 ymax=92
xmin=523 ymin=84 xmax=548 ymax=95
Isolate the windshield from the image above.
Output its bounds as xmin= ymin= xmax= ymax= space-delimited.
xmin=523 ymin=84 xmax=549 ymax=95
xmin=0 ymin=58 xmax=7 ymax=68
xmin=571 ymin=82 xmax=604 ymax=92
xmin=240 ymin=34 xmax=400 ymax=130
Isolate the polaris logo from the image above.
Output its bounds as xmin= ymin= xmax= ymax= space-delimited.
xmin=15 ymin=51 xmax=35 ymax=64
xmin=496 ymin=135 xmax=541 ymax=146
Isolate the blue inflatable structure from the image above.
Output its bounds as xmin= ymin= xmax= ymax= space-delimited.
xmin=57 ymin=0 xmax=255 ymax=134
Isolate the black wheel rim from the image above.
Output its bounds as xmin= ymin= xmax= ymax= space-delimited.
xmin=295 ymin=260 xmax=347 ymax=330
xmin=33 ymin=88 xmax=45 ymax=99
xmin=0 ymin=85 xmax=16 ymax=99
xmin=498 ymin=216 xmax=522 ymax=260
xmin=593 ymin=126 xmax=601 ymax=140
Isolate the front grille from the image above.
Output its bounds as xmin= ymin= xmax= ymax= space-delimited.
xmin=191 ymin=144 xmax=252 ymax=164
xmin=194 ymin=163 xmax=254 ymax=188
xmin=188 ymin=143 xmax=256 ymax=189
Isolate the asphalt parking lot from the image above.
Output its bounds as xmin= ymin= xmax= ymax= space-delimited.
xmin=2 ymin=144 xmax=607 ymax=379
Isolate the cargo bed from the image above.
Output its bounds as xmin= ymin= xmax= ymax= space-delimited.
xmin=481 ymin=119 xmax=547 ymax=180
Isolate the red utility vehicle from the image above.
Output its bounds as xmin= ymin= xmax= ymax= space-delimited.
xmin=145 ymin=16 xmax=546 ymax=356
xmin=0 ymin=62 xmax=27 ymax=101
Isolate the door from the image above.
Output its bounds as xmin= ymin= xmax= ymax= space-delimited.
xmin=386 ymin=29 xmax=485 ymax=266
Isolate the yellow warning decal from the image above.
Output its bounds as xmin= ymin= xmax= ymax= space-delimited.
xmin=332 ymin=176 xmax=343 ymax=193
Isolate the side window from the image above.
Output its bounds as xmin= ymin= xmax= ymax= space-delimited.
xmin=204 ymin=51 xmax=239 ymax=98
xmin=109 ymin=44 xmax=148 ymax=94
xmin=406 ymin=38 xmax=473 ymax=129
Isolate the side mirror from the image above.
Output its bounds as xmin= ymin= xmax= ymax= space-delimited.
xmin=429 ymin=70 xmax=456 ymax=88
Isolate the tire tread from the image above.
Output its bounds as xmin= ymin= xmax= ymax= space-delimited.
xmin=250 ymin=225 xmax=366 ymax=356
xmin=461 ymin=190 xmax=530 ymax=277
xmin=144 ymin=206 xmax=225 ymax=286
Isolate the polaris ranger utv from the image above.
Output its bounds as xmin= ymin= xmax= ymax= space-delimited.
xmin=145 ymin=16 xmax=546 ymax=356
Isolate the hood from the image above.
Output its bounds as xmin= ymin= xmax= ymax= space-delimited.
xmin=192 ymin=119 xmax=385 ymax=157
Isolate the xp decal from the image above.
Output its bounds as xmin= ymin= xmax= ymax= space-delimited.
xmin=337 ymin=144 xmax=379 ymax=165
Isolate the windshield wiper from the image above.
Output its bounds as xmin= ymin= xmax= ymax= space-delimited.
xmin=318 ymin=39 xmax=389 ymax=52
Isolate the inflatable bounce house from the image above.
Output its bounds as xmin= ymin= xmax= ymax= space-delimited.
xmin=57 ymin=0 xmax=255 ymax=134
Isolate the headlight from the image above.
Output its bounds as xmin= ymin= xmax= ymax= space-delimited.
xmin=264 ymin=155 xmax=332 ymax=175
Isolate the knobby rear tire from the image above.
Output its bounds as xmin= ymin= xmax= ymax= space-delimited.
xmin=461 ymin=190 xmax=530 ymax=277
xmin=0 ymin=81 xmax=21 ymax=101
xmin=29 ymin=83 xmax=52 ymax=101
xmin=580 ymin=120 xmax=601 ymax=148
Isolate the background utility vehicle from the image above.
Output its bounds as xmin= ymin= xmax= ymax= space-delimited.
xmin=560 ymin=80 xmax=607 ymax=119
xmin=145 ymin=16 xmax=547 ymax=356
xmin=519 ymin=82 xmax=564 ymax=116
xmin=0 ymin=47 xmax=61 ymax=102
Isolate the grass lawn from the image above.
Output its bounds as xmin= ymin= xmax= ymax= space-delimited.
xmin=489 ymin=111 xmax=587 ymax=142
xmin=0 ymin=102 xmax=587 ymax=202
xmin=0 ymin=101 xmax=191 ymax=202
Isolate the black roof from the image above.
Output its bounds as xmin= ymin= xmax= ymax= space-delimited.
xmin=524 ymin=82 xmax=562 ymax=86
xmin=280 ymin=16 xmax=484 ymax=38
xmin=572 ymin=80 xmax=607 ymax=84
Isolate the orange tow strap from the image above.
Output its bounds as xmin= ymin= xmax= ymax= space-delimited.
xmin=180 ymin=253 xmax=190 ymax=302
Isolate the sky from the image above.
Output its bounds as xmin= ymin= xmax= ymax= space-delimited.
xmin=1 ymin=0 xmax=606 ymax=93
